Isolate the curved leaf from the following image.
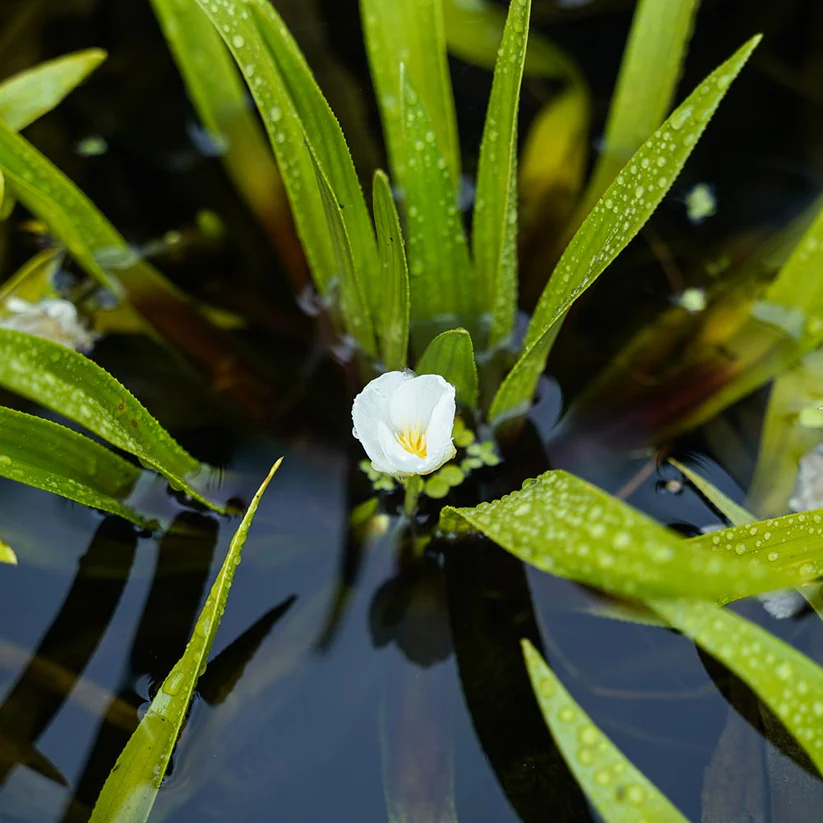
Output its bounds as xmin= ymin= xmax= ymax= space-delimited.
xmin=89 ymin=461 xmax=281 ymax=823
xmin=669 ymin=458 xmax=755 ymax=526
xmin=416 ymin=328 xmax=478 ymax=408
xmin=0 ymin=406 xmax=149 ymax=527
xmin=522 ymin=640 xmax=688 ymax=822
xmin=489 ymin=36 xmax=761 ymax=422
xmin=0 ymin=329 xmax=223 ymax=512
xmin=0 ymin=247 xmax=62 ymax=306
xmin=439 ymin=469 xmax=822 ymax=603
xmin=0 ymin=540 xmax=17 ymax=565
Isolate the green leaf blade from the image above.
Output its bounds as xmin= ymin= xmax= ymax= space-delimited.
xmin=372 ymin=170 xmax=410 ymax=370
xmin=472 ymin=0 xmax=530 ymax=348
xmin=89 ymin=461 xmax=281 ymax=823
xmin=416 ymin=328 xmax=478 ymax=408
xmin=0 ymin=539 xmax=16 ymax=565
xmin=490 ymin=35 xmax=761 ymax=422
xmin=522 ymin=640 xmax=688 ymax=822
xmin=668 ymin=458 xmax=756 ymax=526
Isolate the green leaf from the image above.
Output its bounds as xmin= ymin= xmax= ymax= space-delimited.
xmin=372 ymin=170 xmax=410 ymax=370
xmin=0 ymin=539 xmax=16 ymax=565
xmin=416 ymin=328 xmax=478 ymax=408
xmin=0 ymin=49 xmax=106 ymax=132
xmin=400 ymin=68 xmax=473 ymax=327
xmin=439 ymin=469 xmax=821 ymax=603
xmin=472 ymin=0 xmax=530 ymax=348
xmin=668 ymin=458 xmax=755 ymax=526
xmin=0 ymin=247 xmax=62 ymax=306
xmin=489 ymin=36 xmax=760 ymax=423
xmin=306 ymin=145 xmax=376 ymax=356
xmin=360 ymin=0 xmax=460 ymax=190
xmin=89 ymin=461 xmax=281 ymax=823
xmin=649 ymin=599 xmax=823 ymax=779
xmin=522 ymin=640 xmax=688 ymax=822
xmin=0 ymin=328 xmax=223 ymax=512
xmin=0 ymin=406 xmax=150 ymax=527
xmin=579 ymin=0 xmax=700 ymax=214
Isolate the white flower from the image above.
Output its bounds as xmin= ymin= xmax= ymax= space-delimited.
xmin=352 ymin=371 xmax=456 ymax=477
xmin=1 ymin=297 xmax=96 ymax=353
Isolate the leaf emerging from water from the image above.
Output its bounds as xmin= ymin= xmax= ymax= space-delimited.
xmin=0 ymin=406 xmax=150 ymax=527
xmin=649 ymin=600 xmax=823 ymax=779
xmin=669 ymin=458 xmax=755 ymax=526
xmin=0 ymin=539 xmax=16 ymax=565
xmin=522 ymin=640 xmax=688 ymax=822
xmin=489 ymin=36 xmax=761 ymax=423
xmin=472 ymin=0 xmax=530 ymax=348
xmin=89 ymin=461 xmax=281 ymax=823
xmin=416 ymin=328 xmax=478 ymax=408
xmin=0 ymin=329 xmax=223 ymax=512
xmin=439 ymin=469 xmax=821 ymax=603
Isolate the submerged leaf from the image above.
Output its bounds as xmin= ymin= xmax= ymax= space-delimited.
xmin=472 ymin=0 xmax=530 ymax=348
xmin=489 ymin=36 xmax=760 ymax=423
xmin=0 ymin=406 xmax=149 ymax=527
xmin=0 ymin=49 xmax=106 ymax=132
xmin=89 ymin=461 xmax=281 ymax=823
xmin=372 ymin=170 xmax=409 ymax=371
xmin=416 ymin=328 xmax=478 ymax=408
xmin=522 ymin=640 xmax=688 ymax=822
xmin=439 ymin=469 xmax=822 ymax=603
xmin=0 ymin=329 xmax=223 ymax=512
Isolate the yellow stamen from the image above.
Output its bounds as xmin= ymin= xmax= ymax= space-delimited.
xmin=396 ymin=422 xmax=427 ymax=458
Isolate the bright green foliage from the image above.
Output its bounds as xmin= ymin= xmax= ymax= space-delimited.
xmin=580 ymin=0 xmax=700 ymax=213
xmin=439 ymin=469 xmax=822 ymax=603
xmin=307 ymin=148 xmax=376 ymax=355
xmin=0 ymin=539 xmax=16 ymax=565
xmin=372 ymin=170 xmax=409 ymax=370
xmin=669 ymin=458 xmax=755 ymax=526
xmin=0 ymin=49 xmax=106 ymax=132
xmin=522 ymin=640 xmax=688 ymax=822
xmin=360 ymin=460 xmax=397 ymax=492
xmin=0 ymin=406 xmax=150 ymax=527
xmin=489 ymin=36 xmax=760 ymax=423
xmin=89 ymin=461 xmax=281 ymax=823
xmin=472 ymin=0 xmax=530 ymax=348
xmin=425 ymin=463 xmax=466 ymax=499
xmin=360 ymin=0 xmax=460 ymax=190
xmin=0 ymin=247 xmax=62 ymax=307
xmin=400 ymin=69 xmax=473 ymax=326
xmin=416 ymin=328 xmax=479 ymax=408
xmin=0 ymin=329 xmax=224 ymax=512
xmin=649 ymin=599 xmax=823 ymax=778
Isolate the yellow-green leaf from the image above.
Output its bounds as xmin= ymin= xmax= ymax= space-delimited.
xmin=439 ymin=469 xmax=821 ymax=603
xmin=0 ymin=328 xmax=223 ymax=512
xmin=669 ymin=458 xmax=755 ymax=526
xmin=0 ymin=247 xmax=62 ymax=307
xmin=372 ymin=169 xmax=409 ymax=371
xmin=489 ymin=36 xmax=760 ymax=423
xmin=416 ymin=328 xmax=478 ymax=408
xmin=0 ymin=406 xmax=150 ymax=528
xmin=0 ymin=539 xmax=16 ymax=565
xmin=522 ymin=640 xmax=688 ymax=822
xmin=472 ymin=0 xmax=530 ymax=348
xmin=0 ymin=49 xmax=106 ymax=132
xmin=89 ymin=461 xmax=281 ymax=823
xmin=361 ymin=0 xmax=460 ymax=190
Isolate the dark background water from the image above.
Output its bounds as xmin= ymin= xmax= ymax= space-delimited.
xmin=1 ymin=0 xmax=823 ymax=820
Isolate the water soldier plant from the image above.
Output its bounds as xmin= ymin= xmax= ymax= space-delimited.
xmin=2 ymin=0 xmax=823 ymax=819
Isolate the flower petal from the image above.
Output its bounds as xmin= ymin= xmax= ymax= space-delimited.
xmin=419 ymin=387 xmax=456 ymax=471
xmin=352 ymin=370 xmax=411 ymax=469
xmin=377 ymin=421 xmax=430 ymax=476
xmin=389 ymin=374 xmax=452 ymax=431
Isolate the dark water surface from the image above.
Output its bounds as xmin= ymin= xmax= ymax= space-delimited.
xmin=2 ymin=0 xmax=823 ymax=820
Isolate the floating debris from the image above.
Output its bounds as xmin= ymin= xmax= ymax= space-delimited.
xmin=684 ymin=183 xmax=717 ymax=223
xmin=0 ymin=297 xmax=96 ymax=352
xmin=74 ymin=135 xmax=108 ymax=157
xmin=673 ymin=287 xmax=706 ymax=313
xmin=789 ymin=444 xmax=823 ymax=513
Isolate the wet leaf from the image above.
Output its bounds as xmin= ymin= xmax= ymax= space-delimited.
xmin=439 ymin=469 xmax=822 ymax=603
xmin=372 ymin=169 xmax=409 ymax=370
xmin=522 ymin=640 xmax=688 ymax=822
xmin=489 ymin=36 xmax=760 ymax=423
xmin=649 ymin=599 xmax=823 ymax=779
xmin=0 ymin=540 xmax=17 ymax=565
xmin=89 ymin=461 xmax=281 ymax=823
xmin=669 ymin=458 xmax=755 ymax=526
xmin=0 ymin=406 xmax=150 ymax=527
xmin=361 ymin=0 xmax=460 ymax=189
xmin=0 ymin=328 xmax=224 ymax=512
xmin=472 ymin=0 xmax=530 ymax=348
xmin=307 ymin=146 xmax=377 ymax=356
xmin=400 ymin=68 xmax=473 ymax=328
xmin=579 ymin=0 xmax=701 ymax=214
xmin=0 ymin=49 xmax=106 ymax=132
xmin=416 ymin=328 xmax=478 ymax=408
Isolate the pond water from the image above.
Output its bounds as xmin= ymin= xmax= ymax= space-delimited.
xmin=2 ymin=0 xmax=823 ymax=821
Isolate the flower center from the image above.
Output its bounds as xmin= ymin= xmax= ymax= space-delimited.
xmin=396 ymin=422 xmax=427 ymax=458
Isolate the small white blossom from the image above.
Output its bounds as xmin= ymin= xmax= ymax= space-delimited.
xmin=0 ymin=297 xmax=96 ymax=353
xmin=352 ymin=371 xmax=456 ymax=477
